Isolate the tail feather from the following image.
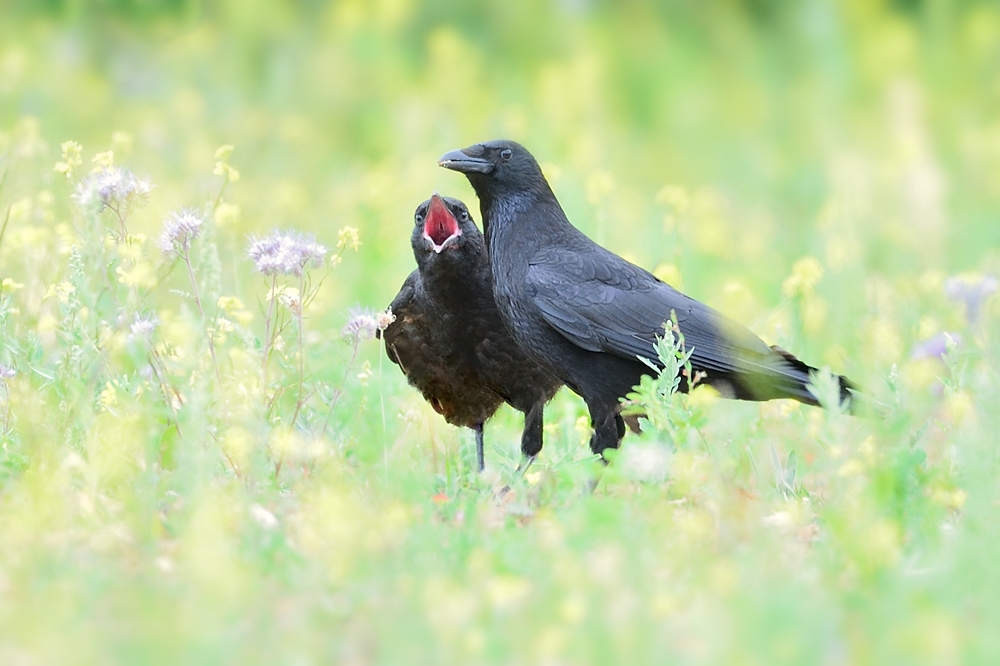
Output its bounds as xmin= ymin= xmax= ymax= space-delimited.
xmin=766 ymin=345 xmax=856 ymax=411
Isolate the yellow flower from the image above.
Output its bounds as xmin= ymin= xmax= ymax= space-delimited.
xmin=54 ymin=140 xmax=83 ymax=178
xmin=115 ymin=262 xmax=156 ymax=289
xmin=1 ymin=278 xmax=23 ymax=294
xmin=655 ymin=184 xmax=690 ymax=213
xmin=214 ymin=202 xmax=241 ymax=228
xmin=45 ymin=281 xmax=76 ymax=305
xmin=337 ymin=226 xmax=361 ymax=252
xmin=357 ymin=359 xmax=373 ymax=386
xmin=931 ymin=487 xmax=967 ymax=511
xmin=217 ymin=296 xmax=244 ymax=312
xmin=783 ymin=256 xmax=824 ymax=297
xmin=99 ymin=381 xmax=118 ymax=409
xmin=91 ymin=150 xmax=115 ymax=171
xmin=213 ymin=145 xmax=240 ymax=182
xmin=214 ymin=163 xmax=240 ymax=182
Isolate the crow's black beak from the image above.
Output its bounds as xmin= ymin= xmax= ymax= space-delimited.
xmin=438 ymin=148 xmax=493 ymax=174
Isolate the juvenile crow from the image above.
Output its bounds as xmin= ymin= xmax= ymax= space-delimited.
xmin=439 ymin=140 xmax=856 ymax=460
xmin=379 ymin=194 xmax=562 ymax=472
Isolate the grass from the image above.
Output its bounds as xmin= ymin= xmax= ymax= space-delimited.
xmin=1 ymin=2 xmax=999 ymax=663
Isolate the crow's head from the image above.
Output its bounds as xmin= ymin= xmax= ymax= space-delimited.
xmin=410 ymin=194 xmax=483 ymax=267
xmin=438 ymin=140 xmax=547 ymax=196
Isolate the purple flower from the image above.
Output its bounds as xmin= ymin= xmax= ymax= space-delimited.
xmin=912 ymin=332 xmax=961 ymax=360
xmin=74 ymin=167 xmax=153 ymax=214
xmin=944 ymin=274 xmax=998 ymax=324
xmin=248 ymin=230 xmax=327 ymax=277
xmin=0 ymin=364 xmax=14 ymax=380
xmin=159 ymin=209 xmax=205 ymax=253
xmin=129 ymin=313 xmax=160 ymax=339
xmin=341 ymin=308 xmax=379 ymax=342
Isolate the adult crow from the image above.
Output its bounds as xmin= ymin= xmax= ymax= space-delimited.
xmin=379 ymin=194 xmax=562 ymax=472
xmin=439 ymin=140 xmax=856 ymax=460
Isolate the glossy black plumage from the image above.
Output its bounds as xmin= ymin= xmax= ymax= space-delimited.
xmin=439 ymin=140 xmax=856 ymax=459
xmin=379 ymin=194 xmax=562 ymax=471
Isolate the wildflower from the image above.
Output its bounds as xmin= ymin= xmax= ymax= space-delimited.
xmin=357 ymin=359 xmax=373 ymax=386
xmin=54 ymin=141 xmax=83 ymax=178
xmin=944 ymin=273 xmax=998 ymax=324
xmin=337 ymin=225 xmax=361 ymax=252
xmin=247 ymin=230 xmax=327 ymax=277
xmin=782 ymin=256 xmax=824 ymax=298
xmin=74 ymin=166 xmax=153 ymax=214
xmin=214 ymin=144 xmax=240 ymax=182
xmin=159 ymin=209 xmax=205 ymax=253
xmin=342 ymin=308 xmax=380 ymax=342
xmin=91 ymin=151 xmax=114 ymax=171
xmin=0 ymin=364 xmax=15 ymax=380
xmin=375 ymin=307 xmax=396 ymax=331
xmin=214 ymin=201 xmax=241 ymax=228
xmin=655 ymin=184 xmax=691 ymax=213
xmin=1 ymin=278 xmax=24 ymax=294
xmin=99 ymin=381 xmax=118 ymax=409
xmin=44 ymin=281 xmax=76 ymax=305
xmin=129 ymin=313 xmax=159 ymax=339
xmin=277 ymin=287 xmax=301 ymax=314
xmin=912 ymin=332 xmax=961 ymax=360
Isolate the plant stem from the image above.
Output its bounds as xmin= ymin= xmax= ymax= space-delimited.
xmin=182 ymin=247 xmax=221 ymax=383
xmin=289 ymin=273 xmax=306 ymax=429
xmin=319 ymin=338 xmax=361 ymax=439
xmin=262 ymin=275 xmax=277 ymax=388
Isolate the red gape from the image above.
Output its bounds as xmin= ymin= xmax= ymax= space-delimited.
xmin=424 ymin=194 xmax=459 ymax=246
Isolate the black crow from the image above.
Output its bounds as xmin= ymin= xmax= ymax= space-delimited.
xmin=379 ymin=194 xmax=562 ymax=472
xmin=439 ymin=140 xmax=856 ymax=460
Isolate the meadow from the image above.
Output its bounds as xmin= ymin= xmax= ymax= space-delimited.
xmin=1 ymin=1 xmax=999 ymax=663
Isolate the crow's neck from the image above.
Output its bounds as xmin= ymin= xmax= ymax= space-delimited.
xmin=481 ymin=187 xmax=574 ymax=261
xmin=422 ymin=257 xmax=491 ymax=305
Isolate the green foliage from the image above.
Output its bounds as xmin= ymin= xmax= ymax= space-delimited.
xmin=0 ymin=1 xmax=999 ymax=664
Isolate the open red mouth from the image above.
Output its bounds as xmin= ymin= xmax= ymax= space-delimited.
xmin=424 ymin=194 xmax=461 ymax=252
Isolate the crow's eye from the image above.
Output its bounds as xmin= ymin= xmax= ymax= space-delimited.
xmin=500 ymin=148 xmax=512 ymax=161
xmin=414 ymin=214 xmax=423 ymax=224
xmin=460 ymin=210 xmax=469 ymax=221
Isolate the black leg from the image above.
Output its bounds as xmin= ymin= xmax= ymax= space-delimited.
xmin=615 ymin=413 xmax=627 ymax=440
xmin=589 ymin=406 xmax=621 ymax=461
xmin=520 ymin=401 xmax=545 ymax=459
xmin=474 ymin=422 xmax=485 ymax=473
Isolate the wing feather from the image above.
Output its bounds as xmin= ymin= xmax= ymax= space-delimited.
xmin=527 ymin=249 xmax=791 ymax=380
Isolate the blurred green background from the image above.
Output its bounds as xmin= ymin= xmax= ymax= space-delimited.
xmin=1 ymin=1 xmax=999 ymax=664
